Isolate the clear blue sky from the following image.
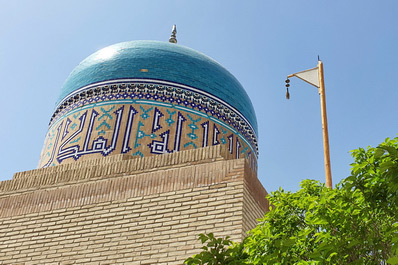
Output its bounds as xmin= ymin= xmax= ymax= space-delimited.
xmin=0 ymin=0 xmax=397 ymax=192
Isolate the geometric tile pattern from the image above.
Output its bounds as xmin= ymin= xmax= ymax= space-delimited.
xmin=40 ymin=80 xmax=258 ymax=170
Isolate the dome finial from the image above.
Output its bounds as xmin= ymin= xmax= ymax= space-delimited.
xmin=169 ymin=25 xmax=177 ymax=44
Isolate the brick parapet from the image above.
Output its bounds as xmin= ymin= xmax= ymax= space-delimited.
xmin=0 ymin=149 xmax=268 ymax=219
xmin=3 ymin=145 xmax=233 ymax=195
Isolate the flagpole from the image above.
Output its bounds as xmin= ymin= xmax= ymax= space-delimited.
xmin=318 ymin=60 xmax=332 ymax=188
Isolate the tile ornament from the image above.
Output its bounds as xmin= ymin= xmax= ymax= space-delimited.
xmin=39 ymin=79 xmax=258 ymax=170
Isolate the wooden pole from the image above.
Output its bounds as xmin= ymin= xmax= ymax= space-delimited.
xmin=318 ymin=60 xmax=332 ymax=188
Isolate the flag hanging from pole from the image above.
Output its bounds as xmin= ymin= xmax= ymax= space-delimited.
xmin=290 ymin=67 xmax=320 ymax=88
xmin=285 ymin=65 xmax=320 ymax=99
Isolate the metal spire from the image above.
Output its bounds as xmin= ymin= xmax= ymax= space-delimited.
xmin=169 ymin=25 xmax=177 ymax=44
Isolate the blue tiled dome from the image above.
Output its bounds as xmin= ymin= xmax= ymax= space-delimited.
xmin=58 ymin=40 xmax=257 ymax=133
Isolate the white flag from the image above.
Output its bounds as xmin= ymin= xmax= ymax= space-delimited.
xmin=291 ymin=67 xmax=319 ymax=88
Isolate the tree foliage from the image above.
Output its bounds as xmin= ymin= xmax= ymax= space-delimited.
xmin=185 ymin=233 xmax=247 ymax=265
xmin=185 ymin=137 xmax=398 ymax=264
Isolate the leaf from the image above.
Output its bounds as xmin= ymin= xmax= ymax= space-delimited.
xmin=379 ymin=145 xmax=398 ymax=158
xmin=380 ymin=161 xmax=394 ymax=173
xmin=387 ymin=256 xmax=398 ymax=264
xmin=199 ymin=233 xmax=208 ymax=244
xmin=374 ymin=148 xmax=385 ymax=159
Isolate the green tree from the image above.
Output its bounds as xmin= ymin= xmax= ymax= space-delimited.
xmin=185 ymin=137 xmax=398 ymax=265
xmin=185 ymin=233 xmax=247 ymax=265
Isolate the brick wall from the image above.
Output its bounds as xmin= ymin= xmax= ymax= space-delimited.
xmin=0 ymin=146 xmax=268 ymax=264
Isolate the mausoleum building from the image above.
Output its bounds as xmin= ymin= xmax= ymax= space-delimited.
xmin=0 ymin=33 xmax=268 ymax=264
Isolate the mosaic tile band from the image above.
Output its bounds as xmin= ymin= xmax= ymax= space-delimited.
xmin=51 ymin=79 xmax=258 ymax=153
xmin=39 ymin=103 xmax=257 ymax=170
xmin=39 ymin=80 xmax=258 ymax=169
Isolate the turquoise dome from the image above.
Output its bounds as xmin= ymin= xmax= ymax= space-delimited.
xmin=58 ymin=40 xmax=257 ymax=133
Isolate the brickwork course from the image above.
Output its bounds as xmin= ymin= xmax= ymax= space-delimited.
xmin=0 ymin=145 xmax=268 ymax=264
